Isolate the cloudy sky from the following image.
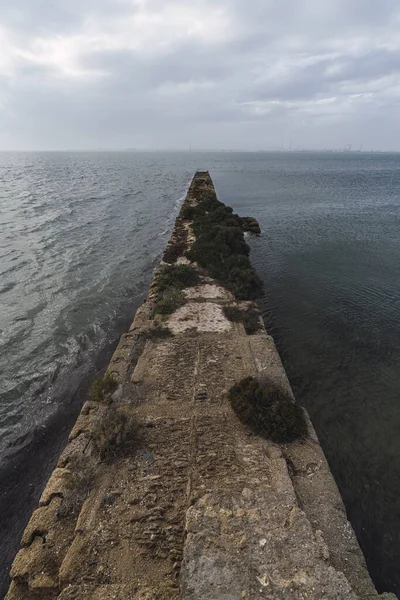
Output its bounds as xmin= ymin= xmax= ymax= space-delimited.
xmin=1 ymin=0 xmax=400 ymax=150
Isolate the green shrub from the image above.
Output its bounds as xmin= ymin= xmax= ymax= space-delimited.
xmin=241 ymin=216 xmax=261 ymax=234
xmin=228 ymin=376 xmax=308 ymax=443
xmin=184 ymin=193 xmax=262 ymax=301
xmin=163 ymin=239 xmax=186 ymax=264
xmin=181 ymin=204 xmax=199 ymax=220
xmin=191 ymin=208 xmax=239 ymax=238
xmin=187 ymin=240 xmax=261 ymax=300
xmin=223 ymin=304 xmax=262 ymax=334
xmin=187 ymin=229 xmax=248 ymax=268
xmin=153 ymin=264 xmax=199 ymax=316
xmin=153 ymin=289 xmax=185 ymax=316
xmin=155 ymin=264 xmax=199 ymax=293
xmin=226 ymin=264 xmax=263 ymax=300
xmin=215 ymin=226 xmax=250 ymax=255
xmin=89 ymin=374 xmax=118 ymax=404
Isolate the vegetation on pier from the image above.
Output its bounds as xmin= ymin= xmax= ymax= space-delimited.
xmin=222 ymin=303 xmax=263 ymax=334
xmin=89 ymin=374 xmax=118 ymax=404
xmin=92 ymin=406 xmax=137 ymax=461
xmin=184 ymin=194 xmax=262 ymax=300
xmin=58 ymin=456 xmax=95 ymax=518
xmin=153 ymin=264 xmax=199 ymax=316
xmin=155 ymin=264 xmax=199 ymax=292
xmin=228 ymin=376 xmax=308 ymax=443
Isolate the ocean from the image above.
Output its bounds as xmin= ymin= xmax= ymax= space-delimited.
xmin=0 ymin=150 xmax=399 ymax=596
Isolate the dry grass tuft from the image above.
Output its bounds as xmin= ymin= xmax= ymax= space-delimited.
xmin=91 ymin=406 xmax=138 ymax=461
xmin=89 ymin=374 xmax=118 ymax=404
xmin=57 ymin=456 xmax=95 ymax=519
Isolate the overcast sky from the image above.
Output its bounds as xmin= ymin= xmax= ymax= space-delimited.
xmin=1 ymin=0 xmax=400 ymax=151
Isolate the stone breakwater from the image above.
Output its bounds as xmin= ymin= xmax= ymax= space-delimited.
xmin=5 ymin=172 xmax=395 ymax=600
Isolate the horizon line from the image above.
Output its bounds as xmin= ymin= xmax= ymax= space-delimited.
xmin=0 ymin=148 xmax=399 ymax=154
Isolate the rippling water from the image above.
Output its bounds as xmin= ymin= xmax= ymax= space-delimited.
xmin=0 ymin=151 xmax=399 ymax=596
xmin=0 ymin=152 xmax=192 ymax=455
xmin=213 ymin=152 xmax=400 ymax=597
xmin=0 ymin=151 xmax=199 ymax=593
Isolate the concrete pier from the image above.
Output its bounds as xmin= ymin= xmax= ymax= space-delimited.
xmin=5 ymin=172 xmax=395 ymax=600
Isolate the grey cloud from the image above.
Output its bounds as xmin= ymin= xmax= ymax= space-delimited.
xmin=239 ymin=49 xmax=400 ymax=104
xmin=0 ymin=0 xmax=400 ymax=150
xmin=0 ymin=0 xmax=132 ymax=35
xmin=80 ymin=43 xmax=232 ymax=91
xmin=329 ymin=50 xmax=400 ymax=84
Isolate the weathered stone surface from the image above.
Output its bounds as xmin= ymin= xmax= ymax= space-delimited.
xmin=167 ymin=302 xmax=232 ymax=334
xmin=57 ymin=433 xmax=92 ymax=468
xmin=58 ymin=534 xmax=92 ymax=586
xmin=57 ymin=584 xmax=138 ymax=599
xmin=21 ymin=498 xmax=62 ymax=547
xmin=68 ymin=413 xmax=94 ymax=442
xmin=10 ymin=536 xmax=59 ymax=593
xmin=74 ymin=480 xmax=109 ymax=534
xmin=283 ymin=438 xmax=380 ymax=598
xmin=107 ymin=332 xmax=138 ymax=380
xmin=184 ymin=282 xmax=233 ymax=301
xmin=182 ymin=491 xmax=356 ymax=599
xmin=39 ymin=468 xmax=74 ymax=506
xmin=5 ymin=581 xmax=31 ymax=600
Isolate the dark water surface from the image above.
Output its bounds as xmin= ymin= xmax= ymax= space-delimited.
xmin=213 ymin=152 xmax=400 ymax=597
xmin=0 ymin=151 xmax=399 ymax=596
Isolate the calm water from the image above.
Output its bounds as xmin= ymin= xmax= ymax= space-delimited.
xmin=0 ymin=151 xmax=399 ymax=596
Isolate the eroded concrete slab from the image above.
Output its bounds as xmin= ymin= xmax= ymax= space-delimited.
xmin=184 ymin=283 xmax=233 ymax=300
xmin=167 ymin=302 xmax=232 ymax=334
